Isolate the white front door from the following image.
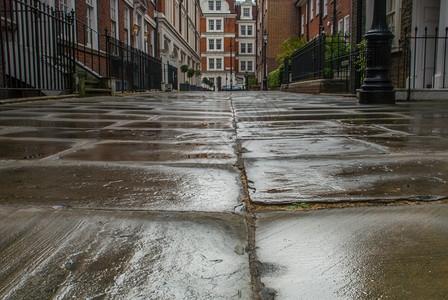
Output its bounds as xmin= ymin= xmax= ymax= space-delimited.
xmin=410 ymin=0 xmax=440 ymax=88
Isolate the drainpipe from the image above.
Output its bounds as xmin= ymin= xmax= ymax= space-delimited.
xmin=155 ymin=0 xmax=160 ymax=58
xmin=356 ymin=0 xmax=362 ymax=44
xmin=333 ymin=0 xmax=337 ymax=35
xmin=306 ymin=0 xmax=310 ymax=41
xmin=319 ymin=0 xmax=323 ymax=34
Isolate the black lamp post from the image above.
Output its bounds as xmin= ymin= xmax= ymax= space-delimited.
xmin=230 ymin=40 xmax=233 ymax=91
xmin=262 ymin=29 xmax=268 ymax=91
xmin=359 ymin=0 xmax=395 ymax=104
xmin=245 ymin=71 xmax=249 ymax=90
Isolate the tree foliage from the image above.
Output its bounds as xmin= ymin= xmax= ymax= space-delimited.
xmin=180 ymin=65 xmax=189 ymax=73
xmin=276 ymin=36 xmax=307 ymax=62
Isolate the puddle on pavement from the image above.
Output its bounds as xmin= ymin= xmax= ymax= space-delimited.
xmin=382 ymin=124 xmax=448 ymax=137
xmin=0 ymin=139 xmax=74 ymax=159
xmin=1 ymin=128 xmax=232 ymax=142
xmin=237 ymin=113 xmax=404 ymax=122
xmin=22 ymin=109 xmax=108 ymax=114
xmin=121 ymin=121 xmax=232 ymax=130
xmin=0 ymin=164 xmax=240 ymax=211
xmin=0 ymin=119 xmax=116 ymax=128
xmin=52 ymin=114 xmax=148 ymax=120
xmin=241 ymin=137 xmax=384 ymax=159
xmin=61 ymin=142 xmax=235 ymax=162
xmin=87 ymin=106 xmax=156 ymax=111
xmin=355 ymin=136 xmax=448 ymax=152
xmin=256 ymin=205 xmax=448 ymax=299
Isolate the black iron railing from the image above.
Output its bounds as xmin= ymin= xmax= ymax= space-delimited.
xmin=106 ymin=35 xmax=162 ymax=92
xmin=405 ymin=27 xmax=448 ymax=89
xmin=287 ymin=33 xmax=357 ymax=93
xmin=287 ymin=28 xmax=448 ymax=94
xmin=0 ymin=0 xmax=75 ymax=97
xmin=74 ymin=17 xmax=106 ymax=77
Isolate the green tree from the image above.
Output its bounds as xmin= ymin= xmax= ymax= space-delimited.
xmin=180 ymin=65 xmax=189 ymax=83
xmin=276 ymin=36 xmax=307 ymax=62
xmin=187 ymin=68 xmax=195 ymax=84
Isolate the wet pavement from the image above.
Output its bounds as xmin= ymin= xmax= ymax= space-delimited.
xmin=0 ymin=91 xmax=447 ymax=299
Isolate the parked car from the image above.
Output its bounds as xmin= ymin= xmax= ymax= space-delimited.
xmin=220 ymin=85 xmax=244 ymax=91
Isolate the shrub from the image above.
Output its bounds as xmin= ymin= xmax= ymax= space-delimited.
xmin=268 ymin=64 xmax=284 ymax=89
xmin=248 ymin=78 xmax=258 ymax=89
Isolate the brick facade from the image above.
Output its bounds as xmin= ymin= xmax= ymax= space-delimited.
xmin=200 ymin=0 xmax=255 ymax=89
xmin=297 ymin=0 xmax=352 ymax=42
xmin=256 ymin=0 xmax=300 ymax=82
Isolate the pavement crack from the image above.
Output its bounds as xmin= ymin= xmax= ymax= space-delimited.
xmin=229 ymin=96 xmax=262 ymax=299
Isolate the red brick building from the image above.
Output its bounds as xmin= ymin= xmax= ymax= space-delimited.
xmin=296 ymin=0 xmax=352 ymax=41
xmin=200 ymin=0 xmax=255 ymax=89
xmin=53 ymin=0 xmax=158 ymax=76
xmin=256 ymin=0 xmax=300 ymax=84
xmin=200 ymin=0 xmax=237 ymax=89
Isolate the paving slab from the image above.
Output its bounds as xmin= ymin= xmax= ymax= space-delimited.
xmin=255 ymin=203 xmax=448 ymax=299
xmin=0 ymin=162 xmax=241 ymax=212
xmin=235 ymin=92 xmax=448 ymax=204
xmin=0 ymin=207 xmax=251 ymax=299
xmin=245 ymin=156 xmax=448 ymax=203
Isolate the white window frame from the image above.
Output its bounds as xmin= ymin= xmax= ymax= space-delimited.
xmin=338 ymin=19 xmax=343 ymax=33
xmin=323 ymin=0 xmax=328 ymax=17
xmin=110 ymin=0 xmax=119 ymax=39
xmin=240 ymin=43 xmax=246 ymax=53
xmin=301 ymin=14 xmax=305 ymax=34
xmin=240 ymin=61 xmax=246 ymax=71
xmin=247 ymin=60 xmax=253 ymax=71
xmin=208 ymin=57 xmax=223 ymax=71
xmin=59 ymin=0 xmax=74 ymax=12
xmin=310 ymin=0 xmax=314 ymax=20
xmin=86 ymin=0 xmax=98 ymax=49
xmin=208 ymin=0 xmax=214 ymax=11
xmin=135 ymin=11 xmax=144 ymax=50
xmin=386 ymin=0 xmax=402 ymax=47
xmin=209 ymin=58 xmax=215 ymax=69
xmin=247 ymin=25 xmax=253 ymax=36
xmin=240 ymin=42 xmax=253 ymax=54
xmin=247 ymin=43 xmax=253 ymax=54
xmin=242 ymin=7 xmax=251 ymax=18
xmin=240 ymin=25 xmax=246 ymax=36
xmin=215 ymin=0 xmax=221 ymax=11
xmin=240 ymin=24 xmax=253 ymax=36
xmin=207 ymin=18 xmax=224 ymax=32
xmin=316 ymin=0 xmax=320 ymax=16
xmin=124 ymin=6 xmax=131 ymax=45
xmin=344 ymin=15 xmax=350 ymax=34
xmin=240 ymin=60 xmax=254 ymax=71
xmin=207 ymin=38 xmax=223 ymax=51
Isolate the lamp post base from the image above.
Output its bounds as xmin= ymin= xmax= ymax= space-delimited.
xmin=359 ymin=89 xmax=395 ymax=104
xmin=262 ymin=79 xmax=268 ymax=91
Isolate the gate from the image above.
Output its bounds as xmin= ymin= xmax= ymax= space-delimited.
xmin=0 ymin=0 xmax=75 ymax=98
xmin=167 ymin=64 xmax=178 ymax=90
